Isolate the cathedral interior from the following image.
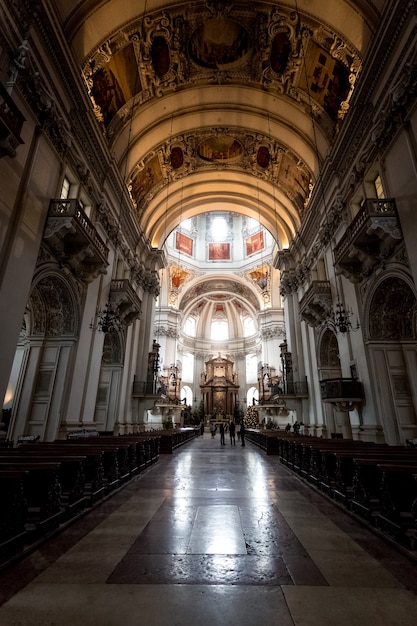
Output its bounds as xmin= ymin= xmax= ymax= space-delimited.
xmin=2 ymin=1 xmax=417 ymax=623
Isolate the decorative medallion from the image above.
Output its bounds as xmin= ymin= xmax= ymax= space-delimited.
xmin=256 ymin=146 xmax=270 ymax=169
xmin=151 ymin=36 xmax=171 ymax=78
xmin=197 ymin=135 xmax=243 ymax=162
xmin=270 ymin=32 xmax=291 ymax=75
xmin=189 ymin=18 xmax=252 ymax=70
xmin=171 ymin=146 xmax=184 ymax=169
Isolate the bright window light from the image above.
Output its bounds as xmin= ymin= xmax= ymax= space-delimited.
xmin=183 ymin=316 xmax=196 ymax=337
xmin=243 ymin=316 xmax=255 ymax=337
xmin=211 ymin=217 xmax=228 ymax=241
xmin=211 ymin=320 xmax=229 ymax=340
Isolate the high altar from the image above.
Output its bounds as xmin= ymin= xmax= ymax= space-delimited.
xmin=200 ymin=355 xmax=239 ymax=420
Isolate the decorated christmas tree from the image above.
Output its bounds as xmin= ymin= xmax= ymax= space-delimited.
xmin=244 ymin=405 xmax=259 ymax=428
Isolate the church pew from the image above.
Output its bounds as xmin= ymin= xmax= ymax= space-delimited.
xmin=350 ymin=456 xmax=417 ymax=521
xmin=0 ymin=452 xmax=88 ymax=519
xmin=116 ymin=435 xmax=160 ymax=466
xmin=0 ymin=470 xmax=28 ymax=562
xmin=313 ymin=447 xmax=411 ymax=495
xmin=330 ymin=450 xmax=417 ymax=502
xmin=24 ymin=444 xmax=111 ymax=502
xmin=0 ymin=461 xmax=62 ymax=538
xmin=159 ymin=429 xmax=196 ymax=453
xmin=375 ymin=463 xmax=417 ymax=549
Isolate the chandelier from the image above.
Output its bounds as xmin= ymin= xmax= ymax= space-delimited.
xmin=326 ymin=300 xmax=360 ymax=335
xmin=90 ymin=300 xmax=121 ymax=334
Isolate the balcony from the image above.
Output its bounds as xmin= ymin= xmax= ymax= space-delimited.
xmin=270 ymin=379 xmax=309 ymax=399
xmin=132 ymin=380 xmax=167 ymax=397
xmin=109 ymin=279 xmax=142 ymax=326
xmin=320 ymin=378 xmax=364 ymax=411
xmin=44 ymin=199 xmax=109 ymax=283
xmin=334 ymin=198 xmax=402 ymax=283
xmin=299 ymin=281 xmax=332 ymax=327
xmin=0 ymin=83 xmax=25 ymax=158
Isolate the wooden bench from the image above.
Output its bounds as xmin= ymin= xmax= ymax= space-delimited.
xmin=24 ymin=443 xmax=109 ymax=503
xmin=159 ymin=429 xmax=197 ymax=454
xmin=0 ymin=451 xmax=88 ymax=519
xmin=373 ymin=462 xmax=417 ymax=548
xmin=0 ymin=469 xmax=28 ymax=562
xmin=0 ymin=461 xmax=62 ymax=538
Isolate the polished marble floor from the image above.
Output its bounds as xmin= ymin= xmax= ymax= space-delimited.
xmin=1 ymin=434 xmax=417 ymax=625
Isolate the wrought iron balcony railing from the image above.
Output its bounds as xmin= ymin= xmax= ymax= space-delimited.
xmin=320 ymin=378 xmax=364 ymax=402
xmin=132 ymin=380 xmax=167 ymax=397
xmin=270 ymin=379 xmax=309 ymax=397
xmin=44 ymin=199 xmax=109 ymax=282
xmin=333 ymin=198 xmax=402 ymax=283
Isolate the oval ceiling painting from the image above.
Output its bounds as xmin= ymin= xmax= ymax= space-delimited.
xmin=189 ymin=18 xmax=252 ymax=69
xmin=151 ymin=36 xmax=170 ymax=78
xmin=197 ymin=135 xmax=244 ymax=162
xmin=257 ymin=146 xmax=270 ymax=168
xmin=170 ymin=146 xmax=184 ymax=169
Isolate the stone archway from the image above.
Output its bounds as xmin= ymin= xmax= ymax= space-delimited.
xmin=8 ymin=273 xmax=79 ymax=442
xmin=367 ymin=275 xmax=417 ymax=444
xmin=318 ymin=328 xmax=345 ymax=437
xmin=94 ymin=330 xmax=125 ymax=433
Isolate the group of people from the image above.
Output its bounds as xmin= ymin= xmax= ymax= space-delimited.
xmin=285 ymin=420 xmax=304 ymax=434
xmin=207 ymin=420 xmax=245 ymax=446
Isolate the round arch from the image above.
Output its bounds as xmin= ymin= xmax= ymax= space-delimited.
xmin=363 ymin=271 xmax=417 ymax=342
xmin=28 ymin=270 xmax=81 ymax=339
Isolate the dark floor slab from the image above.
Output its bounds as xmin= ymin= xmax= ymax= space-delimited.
xmin=107 ymin=553 xmax=293 ymax=585
xmin=283 ymin=553 xmax=329 ymax=586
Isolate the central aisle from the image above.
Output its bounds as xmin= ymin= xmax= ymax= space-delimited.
xmin=1 ymin=434 xmax=417 ymax=625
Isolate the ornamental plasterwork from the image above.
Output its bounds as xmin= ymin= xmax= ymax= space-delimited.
xmin=128 ymin=128 xmax=312 ymax=219
xmin=154 ymin=325 xmax=178 ymax=339
xmin=279 ymin=269 xmax=299 ymax=297
xmin=13 ymin=39 xmax=73 ymax=157
xmin=246 ymin=264 xmax=271 ymax=306
xmin=29 ymin=276 xmax=78 ymax=337
xmin=102 ymin=332 xmax=123 ymax=365
xmin=82 ymin=3 xmax=361 ymax=140
xmin=260 ymin=324 xmax=286 ymax=340
xmin=369 ymin=277 xmax=416 ymax=340
xmin=180 ymin=278 xmax=259 ymax=311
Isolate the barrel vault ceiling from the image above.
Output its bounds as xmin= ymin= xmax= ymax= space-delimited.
xmin=56 ymin=0 xmax=383 ymax=253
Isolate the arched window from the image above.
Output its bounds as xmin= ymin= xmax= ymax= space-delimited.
xmin=247 ymin=387 xmax=259 ymax=405
xmin=183 ymin=316 xmax=196 ymax=337
xmin=211 ymin=319 xmax=229 ymax=340
xmin=182 ymin=352 xmax=194 ymax=382
xmin=369 ymin=277 xmax=416 ymax=340
xmin=243 ymin=315 xmax=256 ymax=337
xmin=181 ymin=385 xmax=193 ymax=405
xmin=211 ymin=216 xmax=228 ymax=241
xmin=245 ymin=353 xmax=257 ymax=384
xmin=319 ymin=329 xmax=340 ymax=368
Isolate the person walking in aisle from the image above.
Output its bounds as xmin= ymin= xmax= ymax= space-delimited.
xmin=229 ymin=421 xmax=236 ymax=445
xmin=240 ymin=421 xmax=245 ymax=447
xmin=236 ymin=422 xmax=241 ymax=441
xmin=219 ymin=422 xmax=225 ymax=445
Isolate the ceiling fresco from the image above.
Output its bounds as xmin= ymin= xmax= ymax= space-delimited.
xmin=77 ymin=1 xmax=367 ymax=246
xmin=179 ymin=278 xmax=260 ymax=312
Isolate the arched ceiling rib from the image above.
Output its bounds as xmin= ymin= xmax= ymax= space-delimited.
xmin=57 ymin=1 xmax=382 ymax=247
xmin=145 ymin=174 xmax=297 ymax=248
xmin=62 ymin=0 xmax=379 ymax=62
xmin=179 ymin=275 xmax=262 ymax=314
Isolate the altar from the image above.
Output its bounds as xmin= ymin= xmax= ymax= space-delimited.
xmin=200 ymin=355 xmax=239 ymax=419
